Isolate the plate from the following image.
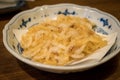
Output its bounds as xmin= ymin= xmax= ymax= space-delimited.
xmin=3 ymin=3 xmax=120 ymax=73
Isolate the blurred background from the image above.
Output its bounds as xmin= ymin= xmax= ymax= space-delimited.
xmin=0 ymin=0 xmax=120 ymax=19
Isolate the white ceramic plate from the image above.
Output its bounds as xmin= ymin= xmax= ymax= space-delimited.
xmin=3 ymin=3 xmax=120 ymax=73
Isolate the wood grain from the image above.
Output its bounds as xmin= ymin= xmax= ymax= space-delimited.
xmin=0 ymin=0 xmax=120 ymax=80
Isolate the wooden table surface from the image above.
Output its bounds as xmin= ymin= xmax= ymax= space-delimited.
xmin=0 ymin=0 xmax=120 ymax=80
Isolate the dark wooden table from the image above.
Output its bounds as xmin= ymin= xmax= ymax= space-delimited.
xmin=0 ymin=0 xmax=120 ymax=80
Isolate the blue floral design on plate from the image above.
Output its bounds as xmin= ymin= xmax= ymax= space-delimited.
xmin=19 ymin=18 xmax=31 ymax=28
xmin=99 ymin=18 xmax=112 ymax=29
xmin=17 ymin=43 xmax=24 ymax=54
xmin=96 ymin=27 xmax=108 ymax=35
xmin=57 ymin=9 xmax=77 ymax=15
